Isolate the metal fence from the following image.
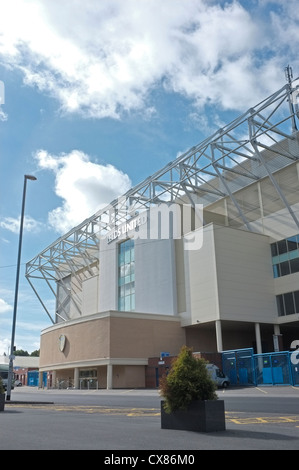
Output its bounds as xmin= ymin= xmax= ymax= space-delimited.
xmin=222 ymin=348 xmax=256 ymax=386
xmin=222 ymin=348 xmax=299 ymax=386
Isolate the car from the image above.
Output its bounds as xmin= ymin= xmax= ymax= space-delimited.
xmin=14 ymin=380 xmax=22 ymax=387
xmin=206 ymin=363 xmax=230 ymax=388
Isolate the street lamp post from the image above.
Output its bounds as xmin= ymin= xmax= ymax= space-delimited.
xmin=6 ymin=174 xmax=37 ymax=401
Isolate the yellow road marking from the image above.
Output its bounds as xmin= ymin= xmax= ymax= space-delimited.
xmin=6 ymin=403 xmax=160 ymax=416
xmin=226 ymin=413 xmax=299 ymax=424
xmin=6 ymin=403 xmax=299 ymax=424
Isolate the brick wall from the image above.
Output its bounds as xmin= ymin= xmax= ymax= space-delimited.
xmin=145 ymin=351 xmax=222 ymax=388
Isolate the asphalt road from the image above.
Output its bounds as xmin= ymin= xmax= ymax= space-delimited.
xmin=1 ymin=386 xmax=298 ymax=452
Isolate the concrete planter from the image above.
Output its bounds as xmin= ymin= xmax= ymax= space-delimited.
xmin=0 ymin=393 xmax=5 ymax=412
xmin=161 ymin=399 xmax=226 ymax=433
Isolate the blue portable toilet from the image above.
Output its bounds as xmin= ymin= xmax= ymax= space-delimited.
xmin=27 ymin=370 xmax=39 ymax=386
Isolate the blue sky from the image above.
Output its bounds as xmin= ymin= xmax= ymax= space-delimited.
xmin=0 ymin=0 xmax=299 ymax=354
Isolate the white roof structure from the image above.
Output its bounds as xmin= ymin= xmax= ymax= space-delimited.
xmin=0 ymin=355 xmax=39 ymax=369
xmin=26 ymin=73 xmax=299 ymax=324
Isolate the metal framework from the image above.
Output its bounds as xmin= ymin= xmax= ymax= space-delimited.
xmin=26 ymin=76 xmax=299 ymax=323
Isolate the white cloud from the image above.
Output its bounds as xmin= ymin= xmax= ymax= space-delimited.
xmin=0 ymin=338 xmax=10 ymax=355
xmin=0 ymin=107 xmax=8 ymax=121
xmin=0 ymin=215 xmax=43 ymax=234
xmin=34 ymin=149 xmax=131 ymax=233
xmin=0 ymin=0 xmax=297 ymax=119
xmin=0 ymin=298 xmax=12 ymax=314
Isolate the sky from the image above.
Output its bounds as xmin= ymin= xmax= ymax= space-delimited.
xmin=0 ymin=0 xmax=299 ymax=354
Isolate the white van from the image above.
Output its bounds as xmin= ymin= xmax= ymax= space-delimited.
xmin=206 ymin=363 xmax=230 ymax=388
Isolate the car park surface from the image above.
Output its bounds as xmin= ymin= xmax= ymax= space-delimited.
xmin=1 ymin=386 xmax=298 ymax=451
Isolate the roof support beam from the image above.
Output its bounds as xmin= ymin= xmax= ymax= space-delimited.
xmin=250 ymin=137 xmax=299 ymax=230
xmin=25 ymin=77 xmax=299 ymax=320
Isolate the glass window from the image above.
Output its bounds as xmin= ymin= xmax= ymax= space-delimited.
xmin=290 ymin=257 xmax=299 ymax=274
xmin=287 ymin=236 xmax=298 ymax=251
xmin=276 ymin=295 xmax=284 ymax=316
xmin=273 ymin=264 xmax=280 ymax=278
xmin=119 ymin=297 xmax=125 ymax=311
xmin=280 ymin=261 xmax=290 ymax=276
xmin=294 ymin=291 xmax=299 ymax=313
xmin=289 ymin=249 xmax=299 ymax=260
xmin=277 ymin=240 xmax=287 ymax=254
xmin=278 ymin=252 xmax=289 ymax=263
xmin=283 ymin=292 xmax=295 ymax=315
xmin=118 ymin=239 xmax=135 ymax=311
xmin=271 ymin=243 xmax=278 ymax=257
xmin=277 ymin=290 xmax=299 ymax=317
xmin=271 ymin=234 xmax=299 ymax=278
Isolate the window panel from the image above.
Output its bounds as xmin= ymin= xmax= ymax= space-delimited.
xmin=125 ymin=250 xmax=131 ymax=263
xmin=125 ymin=283 xmax=131 ymax=296
xmin=118 ymin=239 xmax=135 ymax=312
xmin=271 ymin=243 xmax=278 ymax=257
xmin=278 ymin=252 xmax=289 ymax=263
xmin=273 ymin=264 xmax=279 ymax=278
xmin=290 ymin=257 xmax=299 ymax=274
xmin=119 ymin=265 xmax=125 ymax=277
xmin=283 ymin=292 xmax=295 ymax=315
xmin=277 ymin=240 xmax=287 ymax=254
xmin=118 ymin=297 xmax=125 ymax=311
xmin=280 ymin=261 xmax=290 ymax=276
xmin=271 ymin=234 xmax=299 ymax=278
xmin=277 ymin=289 xmax=299 ymax=317
xmin=276 ymin=295 xmax=284 ymax=316
xmin=287 ymin=237 xmax=298 ymax=251
xmin=294 ymin=291 xmax=299 ymax=313
xmin=119 ymin=285 xmax=125 ymax=297
xmin=125 ymin=295 xmax=131 ymax=311
xmin=124 ymin=264 xmax=131 ymax=276
xmin=289 ymin=249 xmax=299 ymax=260
xmin=272 ymin=255 xmax=280 ymax=265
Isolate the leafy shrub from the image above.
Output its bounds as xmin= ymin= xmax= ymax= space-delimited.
xmin=0 ymin=377 xmax=5 ymax=394
xmin=159 ymin=346 xmax=217 ymax=413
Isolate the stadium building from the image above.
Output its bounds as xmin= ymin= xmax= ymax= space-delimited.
xmin=26 ymin=77 xmax=299 ymax=389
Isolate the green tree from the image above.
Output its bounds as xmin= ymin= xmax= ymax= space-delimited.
xmin=30 ymin=350 xmax=40 ymax=357
xmin=159 ymin=346 xmax=217 ymax=413
xmin=14 ymin=349 xmax=29 ymax=356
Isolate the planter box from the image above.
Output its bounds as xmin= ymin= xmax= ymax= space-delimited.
xmin=161 ymin=399 xmax=225 ymax=432
xmin=0 ymin=393 xmax=5 ymax=412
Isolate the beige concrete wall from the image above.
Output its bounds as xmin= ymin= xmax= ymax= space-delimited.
xmin=82 ymin=275 xmax=99 ymax=316
xmin=40 ymin=312 xmax=186 ymax=369
xmin=274 ymin=271 xmax=299 ymax=295
xmin=183 ymin=223 xmax=277 ymax=327
xmin=40 ymin=316 xmax=110 ymax=367
xmin=112 ymin=365 xmax=145 ymax=388
xmin=185 ymin=324 xmax=217 ymax=352
xmin=175 ymin=239 xmax=186 ymax=314
xmin=183 ymin=224 xmax=219 ymax=326
xmin=109 ymin=314 xmax=186 ymax=358
xmin=214 ymin=225 xmax=277 ymax=323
